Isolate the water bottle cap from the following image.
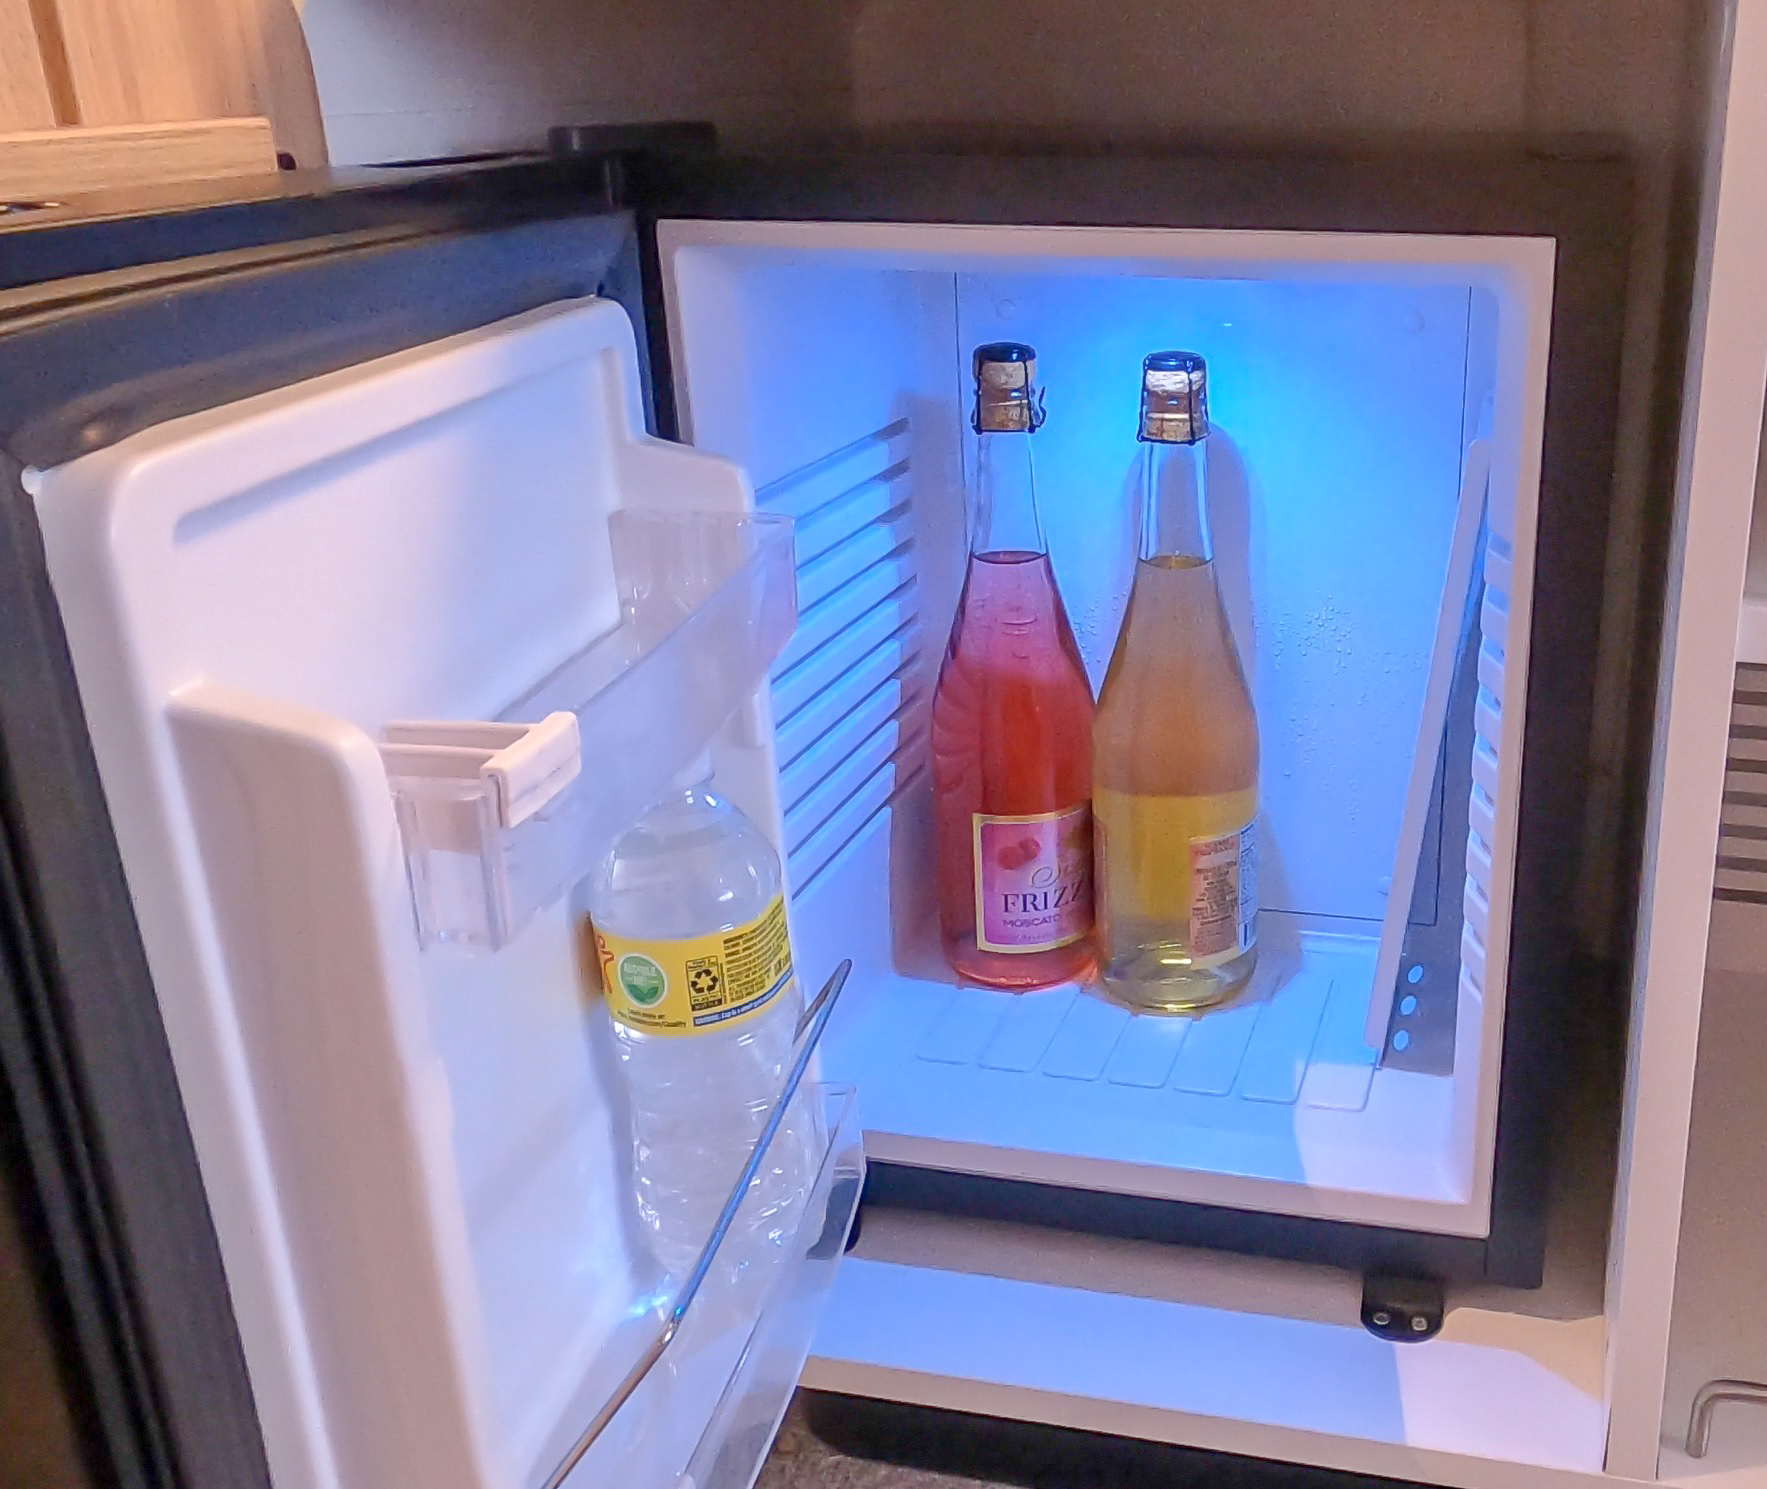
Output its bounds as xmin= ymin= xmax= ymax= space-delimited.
xmin=669 ymin=749 xmax=715 ymax=793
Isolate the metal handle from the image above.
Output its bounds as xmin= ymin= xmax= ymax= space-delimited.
xmin=1687 ymin=1378 xmax=1767 ymax=1458
xmin=538 ymin=958 xmax=852 ymax=1489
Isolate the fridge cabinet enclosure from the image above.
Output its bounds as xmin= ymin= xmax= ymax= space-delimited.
xmin=660 ymin=220 xmax=1553 ymax=1247
xmin=12 ymin=175 xmax=1611 ymax=1489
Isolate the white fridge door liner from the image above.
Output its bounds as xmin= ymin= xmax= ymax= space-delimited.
xmin=28 ymin=299 xmax=848 ymax=1489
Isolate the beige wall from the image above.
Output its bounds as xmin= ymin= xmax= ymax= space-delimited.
xmin=848 ymin=0 xmax=1686 ymax=143
xmin=301 ymin=0 xmax=853 ymax=164
xmin=853 ymin=0 xmax=1533 ymax=136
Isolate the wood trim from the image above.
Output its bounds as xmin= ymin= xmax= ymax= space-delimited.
xmin=195 ymin=0 xmax=324 ymax=166
xmin=43 ymin=0 xmax=209 ymax=125
xmin=0 ymin=0 xmax=324 ymax=167
xmin=0 ymin=117 xmax=277 ymax=200
xmin=0 ymin=0 xmax=55 ymax=129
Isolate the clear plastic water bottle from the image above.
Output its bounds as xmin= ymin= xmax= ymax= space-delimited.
xmin=583 ymin=755 xmax=813 ymax=1288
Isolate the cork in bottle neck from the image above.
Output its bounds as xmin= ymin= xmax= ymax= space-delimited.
xmin=972 ymin=341 xmax=1046 ymax=433
xmin=1140 ymin=350 xmax=1209 ymax=444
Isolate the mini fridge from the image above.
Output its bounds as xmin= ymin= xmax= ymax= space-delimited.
xmin=0 ymin=139 xmax=1635 ymax=1489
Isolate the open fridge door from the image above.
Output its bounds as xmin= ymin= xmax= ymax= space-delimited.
xmin=14 ymin=213 xmax=860 ymax=1489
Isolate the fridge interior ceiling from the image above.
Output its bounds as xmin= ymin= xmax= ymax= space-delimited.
xmin=660 ymin=220 xmax=1553 ymax=1235
xmin=24 ymin=300 xmax=842 ymax=1489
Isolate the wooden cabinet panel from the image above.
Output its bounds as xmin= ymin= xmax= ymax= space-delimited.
xmin=47 ymin=0 xmax=213 ymax=124
xmin=0 ymin=0 xmax=323 ymax=176
xmin=0 ymin=0 xmax=57 ymax=130
xmin=189 ymin=0 xmax=326 ymax=165
xmin=0 ymin=117 xmax=277 ymax=197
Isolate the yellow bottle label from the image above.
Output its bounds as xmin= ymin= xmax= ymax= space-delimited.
xmin=1095 ymin=787 xmax=1258 ymax=969
xmin=588 ymin=895 xmax=795 ymax=1036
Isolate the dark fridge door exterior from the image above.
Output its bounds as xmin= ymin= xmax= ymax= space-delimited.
xmin=0 ymin=161 xmax=654 ymax=1489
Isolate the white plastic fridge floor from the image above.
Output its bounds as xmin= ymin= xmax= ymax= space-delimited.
xmin=798 ymin=814 xmax=1474 ymax=1236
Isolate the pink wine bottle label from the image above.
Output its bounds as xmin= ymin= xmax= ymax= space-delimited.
xmin=973 ymin=805 xmax=1093 ymax=953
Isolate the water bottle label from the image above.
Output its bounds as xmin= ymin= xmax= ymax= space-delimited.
xmin=973 ymin=804 xmax=1093 ymax=953
xmin=589 ymin=895 xmax=795 ymax=1036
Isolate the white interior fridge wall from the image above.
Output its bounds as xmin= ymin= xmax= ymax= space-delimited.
xmin=661 ymin=220 xmax=1553 ymax=1238
xmin=23 ymin=300 xmax=831 ymax=1489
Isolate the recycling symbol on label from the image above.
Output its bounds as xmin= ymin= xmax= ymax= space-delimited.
xmin=689 ymin=965 xmax=722 ymax=998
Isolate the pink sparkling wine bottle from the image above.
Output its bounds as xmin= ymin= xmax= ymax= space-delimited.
xmin=930 ymin=342 xmax=1095 ymax=990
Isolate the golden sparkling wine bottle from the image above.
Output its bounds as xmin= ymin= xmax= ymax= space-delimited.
xmin=1094 ymin=351 xmax=1259 ymax=1012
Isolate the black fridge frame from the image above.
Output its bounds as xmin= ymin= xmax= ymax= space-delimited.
xmin=634 ymin=145 xmax=1633 ymax=1288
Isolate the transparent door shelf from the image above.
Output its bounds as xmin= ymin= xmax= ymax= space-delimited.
xmin=534 ymin=1082 xmax=862 ymax=1489
xmin=680 ymin=1086 xmax=862 ymax=1489
xmin=534 ymin=959 xmax=857 ymax=1489
xmin=382 ymin=510 xmax=797 ymax=950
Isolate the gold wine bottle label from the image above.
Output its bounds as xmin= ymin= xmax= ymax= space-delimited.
xmin=1094 ymin=787 xmax=1257 ymax=968
xmin=587 ymin=895 xmax=794 ymax=1035
xmin=1188 ymin=821 xmax=1258 ymax=962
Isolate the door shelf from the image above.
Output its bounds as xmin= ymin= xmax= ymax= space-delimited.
xmin=544 ymin=1081 xmax=863 ymax=1489
xmin=678 ymin=1081 xmax=862 ymax=1489
xmin=539 ymin=960 xmax=856 ymax=1489
xmin=381 ymin=509 xmax=797 ymax=951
